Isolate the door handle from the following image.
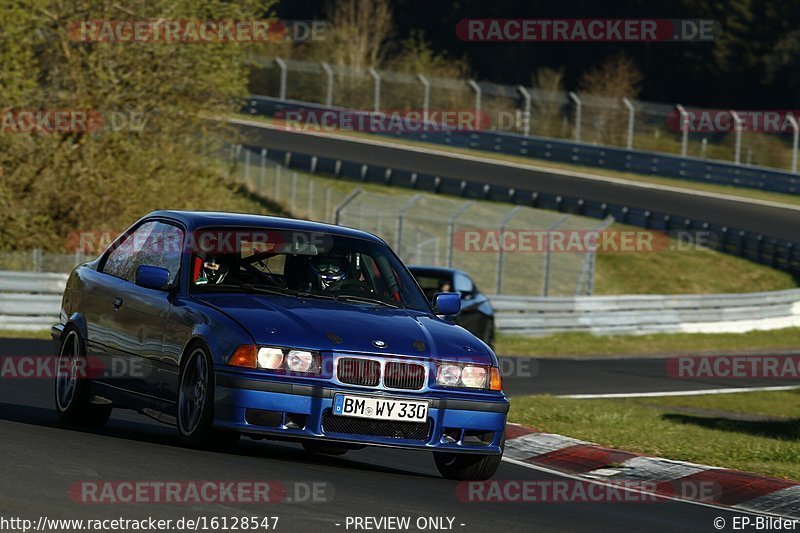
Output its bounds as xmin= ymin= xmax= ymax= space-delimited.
xmin=113 ymin=297 xmax=123 ymax=310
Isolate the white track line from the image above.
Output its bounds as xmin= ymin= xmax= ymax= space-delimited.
xmin=231 ymin=117 xmax=800 ymax=213
xmin=559 ymin=385 xmax=800 ymax=399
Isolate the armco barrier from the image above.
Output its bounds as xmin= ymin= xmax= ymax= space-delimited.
xmin=491 ymin=290 xmax=800 ymax=336
xmin=0 ymin=271 xmax=66 ymax=330
xmin=3 ymin=270 xmax=799 ymax=337
xmin=244 ymin=95 xmax=800 ymax=195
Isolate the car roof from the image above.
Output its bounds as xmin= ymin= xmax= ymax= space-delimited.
xmin=144 ymin=210 xmax=385 ymax=244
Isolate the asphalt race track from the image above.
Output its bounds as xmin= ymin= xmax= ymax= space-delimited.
xmin=0 ymin=339 xmax=775 ymax=532
xmin=235 ymin=123 xmax=800 ymax=242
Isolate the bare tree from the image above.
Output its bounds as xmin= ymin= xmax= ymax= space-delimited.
xmin=577 ymin=54 xmax=644 ymax=146
xmin=324 ymin=0 xmax=394 ymax=71
xmin=531 ymin=67 xmax=566 ymax=138
xmin=578 ymin=53 xmax=643 ymax=99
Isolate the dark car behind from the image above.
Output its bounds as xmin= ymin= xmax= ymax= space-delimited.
xmin=408 ymin=266 xmax=495 ymax=347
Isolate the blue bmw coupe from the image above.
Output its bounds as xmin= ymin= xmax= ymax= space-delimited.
xmin=53 ymin=211 xmax=508 ymax=479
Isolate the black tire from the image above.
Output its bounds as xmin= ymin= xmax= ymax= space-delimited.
xmin=433 ymin=451 xmax=503 ymax=480
xmin=301 ymin=441 xmax=350 ymax=456
xmin=54 ymin=329 xmax=112 ymax=427
xmin=177 ymin=343 xmax=239 ymax=451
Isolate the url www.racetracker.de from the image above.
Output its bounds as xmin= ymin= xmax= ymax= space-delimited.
xmin=0 ymin=516 xmax=280 ymax=532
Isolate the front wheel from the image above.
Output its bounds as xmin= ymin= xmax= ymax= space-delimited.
xmin=177 ymin=345 xmax=239 ymax=450
xmin=54 ymin=329 xmax=112 ymax=427
xmin=433 ymin=451 xmax=503 ymax=480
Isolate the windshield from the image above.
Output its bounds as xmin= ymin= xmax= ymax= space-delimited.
xmin=189 ymin=227 xmax=430 ymax=312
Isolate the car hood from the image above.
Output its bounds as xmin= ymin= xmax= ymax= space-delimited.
xmin=193 ymin=293 xmax=493 ymax=363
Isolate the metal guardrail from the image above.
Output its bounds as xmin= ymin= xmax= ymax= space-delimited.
xmin=491 ymin=291 xmax=800 ymax=336
xmin=4 ymin=270 xmax=799 ymax=337
xmin=245 ymin=96 xmax=800 ymax=195
xmin=0 ymin=271 xmax=66 ymax=330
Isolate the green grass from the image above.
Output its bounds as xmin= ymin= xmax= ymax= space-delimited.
xmin=0 ymin=329 xmax=51 ymax=339
xmin=594 ymin=232 xmax=797 ymax=295
xmin=496 ymin=328 xmax=800 ymax=357
xmin=509 ymin=391 xmax=800 ymax=480
xmin=238 ymin=113 xmax=800 ymax=208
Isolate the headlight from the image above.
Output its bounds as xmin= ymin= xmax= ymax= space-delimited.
xmin=461 ymin=365 xmax=488 ymax=388
xmin=229 ymin=345 xmax=320 ymax=375
xmin=286 ymin=350 xmax=314 ymax=373
xmin=436 ymin=363 xmax=495 ymax=390
xmin=257 ymin=347 xmax=284 ymax=370
xmin=437 ymin=364 xmax=462 ymax=387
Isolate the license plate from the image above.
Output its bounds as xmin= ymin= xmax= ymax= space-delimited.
xmin=333 ymin=394 xmax=428 ymax=423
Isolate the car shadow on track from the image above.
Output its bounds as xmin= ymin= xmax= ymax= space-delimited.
xmin=0 ymin=400 xmax=439 ymax=479
xmin=662 ymin=413 xmax=800 ymax=440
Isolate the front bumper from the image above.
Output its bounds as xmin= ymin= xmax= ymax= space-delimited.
xmin=214 ymin=370 xmax=508 ymax=455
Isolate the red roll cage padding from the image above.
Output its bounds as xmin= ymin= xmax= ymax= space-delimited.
xmin=192 ymin=256 xmax=203 ymax=282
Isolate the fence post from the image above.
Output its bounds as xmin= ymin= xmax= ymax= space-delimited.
xmin=467 ymin=79 xmax=481 ymax=123
xmin=275 ymin=57 xmax=287 ymax=101
xmin=323 ymin=187 xmax=331 ymax=222
xmin=333 ymin=188 xmax=363 ymax=225
xmin=542 ymin=215 xmax=569 ymax=296
xmin=495 ymin=206 xmax=523 ymax=294
xmin=568 ymin=91 xmax=581 ymax=142
xmin=395 ymin=194 xmax=422 ymax=254
xmin=622 ymin=97 xmax=635 ymax=149
xmin=730 ymin=110 xmax=743 ymax=165
xmin=368 ymin=68 xmax=381 ymax=112
xmin=32 ymin=248 xmax=42 ymax=272
xmin=676 ymin=104 xmax=688 ymax=157
xmin=308 ymin=179 xmax=314 ymax=217
xmin=517 ymin=85 xmax=531 ymax=137
xmin=291 ymin=172 xmax=298 ymax=211
xmin=259 ymin=148 xmax=267 ymax=192
xmin=788 ymin=114 xmax=799 ymax=173
xmin=447 ymin=201 xmax=474 ymax=267
xmin=417 ymin=74 xmax=430 ymax=120
xmin=274 ymin=165 xmax=281 ymax=200
xmin=243 ymin=148 xmax=251 ymax=186
xmin=321 ymin=62 xmax=334 ymax=107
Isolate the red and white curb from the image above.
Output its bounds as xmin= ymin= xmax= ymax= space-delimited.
xmin=503 ymin=423 xmax=800 ymax=519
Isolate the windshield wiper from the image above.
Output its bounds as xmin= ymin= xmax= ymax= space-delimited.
xmin=200 ymin=282 xmax=299 ymax=297
xmin=235 ymin=283 xmax=334 ymax=301
xmin=334 ymin=294 xmax=404 ymax=309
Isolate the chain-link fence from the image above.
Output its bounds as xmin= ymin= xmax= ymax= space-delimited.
xmin=250 ymin=56 xmax=800 ymax=172
xmin=0 ymin=250 xmax=89 ymax=274
xmin=230 ymin=144 xmax=609 ymax=296
xmin=7 ymin=143 xmax=609 ymax=295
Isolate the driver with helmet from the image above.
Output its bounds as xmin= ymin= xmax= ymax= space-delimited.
xmin=307 ymin=254 xmax=349 ymax=290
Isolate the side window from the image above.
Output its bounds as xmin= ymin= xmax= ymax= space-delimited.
xmin=137 ymin=222 xmax=184 ymax=284
xmin=453 ymin=272 xmax=475 ymax=294
xmin=102 ymin=221 xmax=158 ymax=281
xmin=102 ymin=221 xmax=183 ymax=284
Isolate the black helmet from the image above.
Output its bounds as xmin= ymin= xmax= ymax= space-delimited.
xmin=308 ymin=254 xmax=348 ymax=290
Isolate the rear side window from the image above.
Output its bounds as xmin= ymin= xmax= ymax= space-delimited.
xmin=103 ymin=221 xmax=158 ymax=281
xmin=136 ymin=223 xmax=184 ymax=284
xmin=102 ymin=221 xmax=183 ymax=283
